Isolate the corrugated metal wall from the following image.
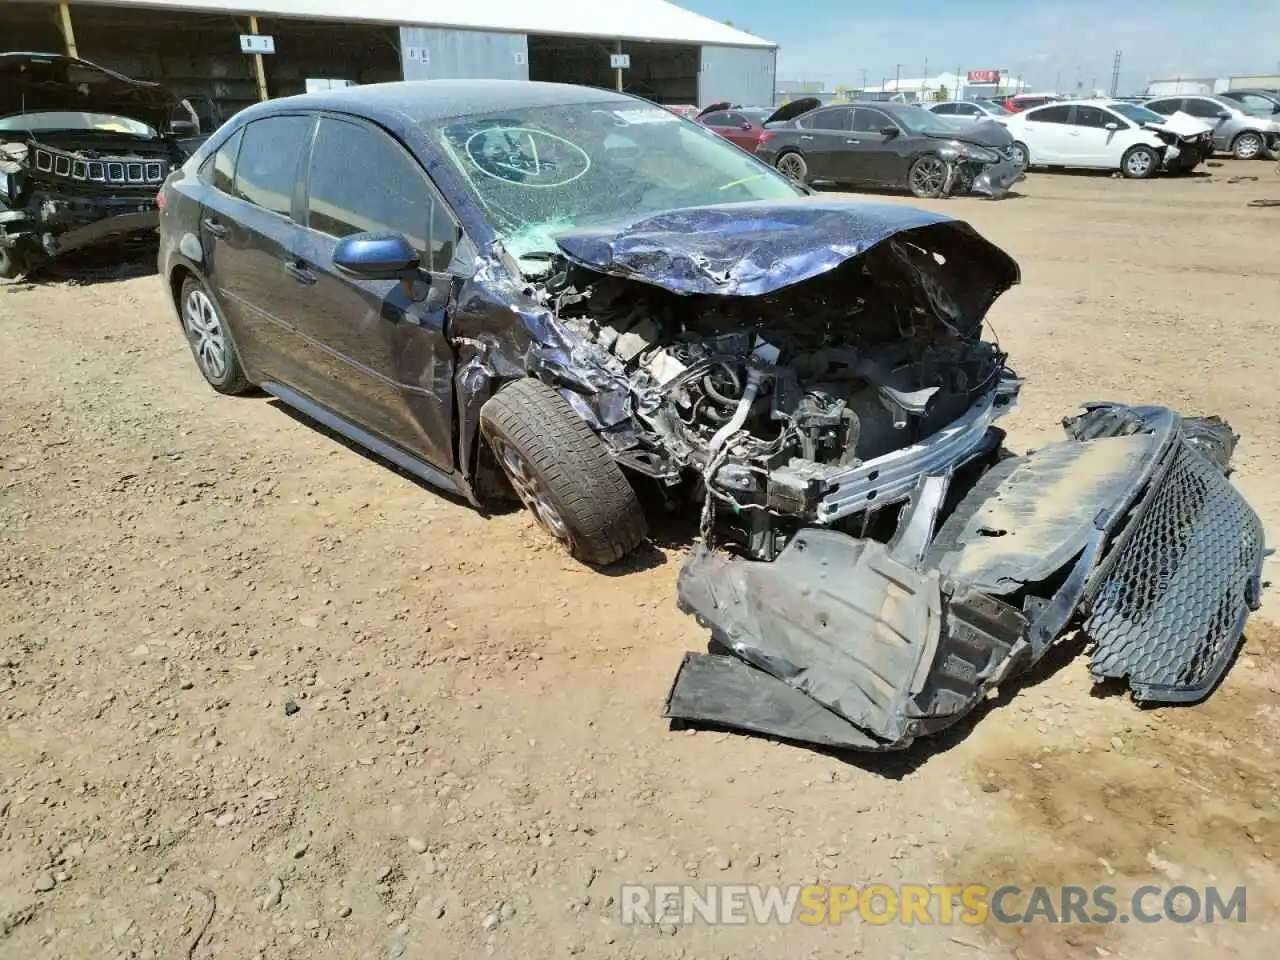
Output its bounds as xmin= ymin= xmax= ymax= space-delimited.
xmin=399 ymin=27 xmax=529 ymax=82
xmin=698 ymin=45 xmax=776 ymax=107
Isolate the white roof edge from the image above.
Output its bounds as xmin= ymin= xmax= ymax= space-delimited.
xmin=63 ymin=0 xmax=776 ymax=48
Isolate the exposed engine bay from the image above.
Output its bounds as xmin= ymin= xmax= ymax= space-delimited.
xmin=0 ymin=52 xmax=205 ymax=278
xmin=541 ymin=230 xmax=1019 ymax=558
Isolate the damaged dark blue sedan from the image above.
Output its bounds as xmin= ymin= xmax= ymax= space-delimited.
xmin=158 ymin=80 xmax=1267 ymax=751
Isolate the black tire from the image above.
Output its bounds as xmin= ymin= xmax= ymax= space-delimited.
xmin=0 ymin=243 xmax=28 ymax=280
xmin=774 ymin=150 xmax=808 ymax=183
xmin=179 ymin=274 xmax=251 ymax=394
xmin=1231 ymin=131 xmax=1265 ymax=160
xmin=1119 ymin=145 xmax=1158 ymax=179
xmin=908 ymin=155 xmax=947 ymax=198
xmin=479 ymin=378 xmax=647 ymax=566
xmin=1011 ymin=141 xmax=1031 ymax=169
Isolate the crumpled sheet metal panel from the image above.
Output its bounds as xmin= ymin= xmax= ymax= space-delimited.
xmin=1084 ymin=437 xmax=1266 ymax=703
xmin=675 ymin=532 xmax=943 ymax=747
xmin=934 ymin=433 xmax=1158 ymax=594
xmin=969 ymin=158 xmax=1024 ymax=199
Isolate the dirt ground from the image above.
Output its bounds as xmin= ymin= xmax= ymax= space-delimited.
xmin=3 ymin=160 xmax=1279 ymax=960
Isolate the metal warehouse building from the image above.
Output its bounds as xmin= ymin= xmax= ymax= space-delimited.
xmin=5 ymin=0 xmax=777 ymax=123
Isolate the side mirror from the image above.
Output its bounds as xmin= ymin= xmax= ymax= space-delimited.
xmin=739 ymin=121 xmax=752 ymax=130
xmin=168 ymin=120 xmax=199 ymax=136
xmin=333 ymin=232 xmax=420 ymax=280
xmin=1217 ymin=111 xmax=1232 ymax=119
xmin=880 ymin=126 xmax=899 ymax=139
xmin=1104 ymin=122 xmax=1119 ymax=131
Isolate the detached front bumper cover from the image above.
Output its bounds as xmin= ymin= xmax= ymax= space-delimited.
xmin=665 ymin=403 xmax=1266 ymax=752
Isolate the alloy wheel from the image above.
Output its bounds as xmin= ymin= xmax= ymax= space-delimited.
xmin=910 ymin=156 xmax=947 ymax=197
xmin=1124 ymin=149 xmax=1153 ymax=177
xmin=490 ymin=434 xmax=574 ymax=548
xmin=777 ymin=153 xmax=807 ymax=182
xmin=182 ymin=287 xmax=229 ymax=383
xmin=1234 ymin=133 xmax=1263 ymax=160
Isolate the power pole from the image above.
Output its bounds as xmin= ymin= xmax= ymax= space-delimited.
xmin=894 ymin=63 xmax=901 ymax=91
xmin=1109 ymin=50 xmax=1122 ymax=97
xmin=861 ymin=67 xmax=868 ymax=91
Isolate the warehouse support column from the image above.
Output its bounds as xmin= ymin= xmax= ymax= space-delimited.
xmin=615 ymin=39 xmax=623 ymax=92
xmin=248 ymin=15 xmax=269 ymax=102
xmin=56 ymin=2 xmax=78 ymax=58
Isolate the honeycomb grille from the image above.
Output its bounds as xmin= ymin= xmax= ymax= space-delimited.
xmin=1085 ymin=438 xmax=1265 ymax=701
xmin=32 ymin=147 xmax=167 ymax=186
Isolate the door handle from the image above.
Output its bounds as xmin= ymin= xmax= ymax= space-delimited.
xmin=284 ymin=260 xmax=316 ymax=285
xmin=845 ymin=138 xmax=861 ymax=144
xmin=201 ymin=217 xmax=227 ymax=238
xmin=799 ymin=134 xmax=815 ymax=141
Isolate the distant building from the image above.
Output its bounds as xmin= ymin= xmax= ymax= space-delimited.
xmin=774 ymin=71 xmax=1033 ymax=106
xmin=1145 ymin=78 xmax=1217 ymax=96
xmin=1226 ymin=73 xmax=1280 ymax=90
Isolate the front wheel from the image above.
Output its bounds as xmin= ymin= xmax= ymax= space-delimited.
xmin=1120 ymin=145 xmax=1158 ymax=179
xmin=1232 ymin=131 xmax=1265 ymax=160
xmin=1010 ymin=141 xmax=1030 ymax=169
xmin=479 ymin=378 xmax=648 ymax=566
xmin=908 ymin=155 xmax=948 ymax=198
xmin=775 ymin=151 xmax=808 ymax=183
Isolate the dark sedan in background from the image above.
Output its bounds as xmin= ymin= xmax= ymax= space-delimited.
xmin=754 ymin=98 xmax=1024 ymax=198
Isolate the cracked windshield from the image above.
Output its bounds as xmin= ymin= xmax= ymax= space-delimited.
xmin=428 ymin=101 xmax=804 ymax=259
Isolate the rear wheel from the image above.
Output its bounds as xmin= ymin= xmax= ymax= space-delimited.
xmin=479 ymin=378 xmax=647 ymax=566
xmin=775 ymin=151 xmax=808 ymax=183
xmin=1120 ymin=145 xmax=1158 ymax=179
xmin=1232 ymin=131 xmax=1265 ymax=160
xmin=1010 ymin=141 xmax=1030 ymax=169
xmin=0 ymin=242 xmax=30 ymax=280
xmin=908 ymin=155 xmax=948 ymax=198
xmin=180 ymin=275 xmax=251 ymax=394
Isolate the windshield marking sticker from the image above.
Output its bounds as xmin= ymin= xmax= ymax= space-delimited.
xmin=463 ymin=127 xmax=591 ymax=188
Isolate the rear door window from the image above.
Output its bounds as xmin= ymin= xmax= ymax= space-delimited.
xmin=1145 ymin=99 xmax=1179 ymax=115
xmin=931 ymin=103 xmax=956 ymax=115
xmin=806 ymin=106 xmax=853 ymax=131
xmin=1026 ymin=105 xmax=1071 ymax=124
xmin=304 ymin=116 xmax=459 ymax=272
xmin=199 ymin=126 xmax=243 ymax=193
xmin=1182 ymin=98 xmax=1225 ymax=118
xmin=233 ymin=115 xmax=313 ymax=217
xmin=699 ymin=111 xmax=731 ymax=126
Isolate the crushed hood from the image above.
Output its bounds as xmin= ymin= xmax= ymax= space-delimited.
xmin=1142 ymin=110 xmax=1214 ymax=139
xmin=764 ymin=97 xmax=821 ymax=126
xmin=0 ymin=52 xmax=179 ymax=131
xmin=552 ymin=197 xmax=1020 ymax=303
xmin=931 ymin=119 xmax=1013 ymax=148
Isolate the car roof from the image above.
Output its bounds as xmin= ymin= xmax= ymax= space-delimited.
xmin=243 ymin=78 xmax=640 ymax=126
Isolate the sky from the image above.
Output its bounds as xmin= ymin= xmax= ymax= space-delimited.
xmin=681 ymin=0 xmax=1280 ymax=94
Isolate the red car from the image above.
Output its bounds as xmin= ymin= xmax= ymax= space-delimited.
xmin=694 ymin=102 xmax=776 ymax=151
xmin=997 ymin=93 xmax=1063 ymax=113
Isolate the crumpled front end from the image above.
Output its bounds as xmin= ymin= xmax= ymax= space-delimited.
xmin=967 ymin=154 xmax=1025 ymax=198
xmin=0 ymin=137 xmax=173 ymax=273
xmin=665 ymin=403 xmax=1266 ymax=751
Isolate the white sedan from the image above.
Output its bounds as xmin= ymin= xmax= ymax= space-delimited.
xmin=926 ymin=99 xmax=1013 ymax=123
xmin=1002 ymin=99 xmax=1209 ymax=178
